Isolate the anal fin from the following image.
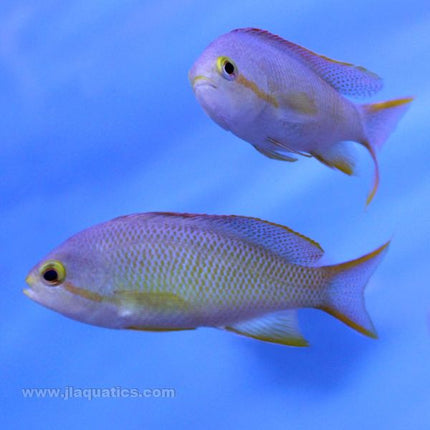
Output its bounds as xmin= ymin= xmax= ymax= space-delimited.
xmin=224 ymin=310 xmax=309 ymax=347
xmin=311 ymin=142 xmax=356 ymax=175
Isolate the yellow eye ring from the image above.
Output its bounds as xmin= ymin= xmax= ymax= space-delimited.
xmin=39 ymin=260 xmax=66 ymax=286
xmin=216 ymin=56 xmax=237 ymax=80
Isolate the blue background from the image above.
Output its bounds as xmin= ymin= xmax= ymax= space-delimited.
xmin=2 ymin=1 xmax=429 ymax=428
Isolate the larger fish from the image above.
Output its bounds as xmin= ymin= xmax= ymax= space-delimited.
xmin=189 ymin=28 xmax=413 ymax=204
xmin=24 ymin=212 xmax=389 ymax=346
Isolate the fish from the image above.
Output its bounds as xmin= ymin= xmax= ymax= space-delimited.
xmin=189 ymin=28 xmax=413 ymax=204
xmin=24 ymin=212 xmax=389 ymax=346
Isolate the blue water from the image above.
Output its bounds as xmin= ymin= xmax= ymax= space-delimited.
xmin=2 ymin=1 xmax=429 ymax=428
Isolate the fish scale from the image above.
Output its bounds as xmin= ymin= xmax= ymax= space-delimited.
xmin=97 ymin=218 xmax=323 ymax=313
xmin=25 ymin=212 xmax=389 ymax=346
xmin=189 ymin=27 xmax=413 ymax=204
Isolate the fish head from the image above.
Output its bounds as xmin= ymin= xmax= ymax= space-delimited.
xmin=24 ymin=235 xmax=116 ymax=327
xmin=189 ymin=32 xmax=272 ymax=131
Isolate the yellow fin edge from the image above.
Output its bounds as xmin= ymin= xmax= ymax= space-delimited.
xmin=319 ymin=306 xmax=378 ymax=339
xmin=225 ymin=326 xmax=309 ymax=347
xmin=368 ymin=97 xmax=414 ymax=112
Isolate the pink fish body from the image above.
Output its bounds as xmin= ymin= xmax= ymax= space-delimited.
xmin=25 ymin=213 xmax=389 ymax=346
xmin=189 ymin=28 xmax=413 ymax=203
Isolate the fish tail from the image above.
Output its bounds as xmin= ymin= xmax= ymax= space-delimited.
xmin=319 ymin=241 xmax=390 ymax=338
xmin=360 ymin=97 xmax=413 ymax=150
xmin=359 ymin=97 xmax=413 ymax=205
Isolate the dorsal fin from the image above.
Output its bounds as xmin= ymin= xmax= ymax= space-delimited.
xmin=114 ymin=212 xmax=324 ymax=265
xmin=210 ymin=215 xmax=324 ymax=264
xmin=233 ymin=28 xmax=383 ymax=98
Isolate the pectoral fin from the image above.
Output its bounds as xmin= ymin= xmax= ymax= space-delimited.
xmin=267 ymin=136 xmax=312 ymax=157
xmin=224 ymin=310 xmax=309 ymax=347
xmin=254 ymin=145 xmax=298 ymax=162
xmin=115 ymin=290 xmax=191 ymax=312
xmin=280 ymin=91 xmax=318 ymax=116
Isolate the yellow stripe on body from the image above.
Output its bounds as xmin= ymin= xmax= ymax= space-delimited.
xmin=236 ymin=74 xmax=279 ymax=108
xmin=63 ymin=282 xmax=105 ymax=302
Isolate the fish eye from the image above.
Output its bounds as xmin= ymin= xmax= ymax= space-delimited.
xmin=217 ymin=56 xmax=237 ymax=80
xmin=40 ymin=260 xmax=66 ymax=286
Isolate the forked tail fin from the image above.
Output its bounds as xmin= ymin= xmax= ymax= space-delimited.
xmin=361 ymin=97 xmax=413 ymax=150
xmin=320 ymin=242 xmax=390 ymax=338
xmin=360 ymin=97 xmax=413 ymax=204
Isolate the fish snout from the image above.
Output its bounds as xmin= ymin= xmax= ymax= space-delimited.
xmin=23 ymin=272 xmax=38 ymax=300
xmin=190 ymin=75 xmax=217 ymax=90
xmin=25 ymin=273 xmax=35 ymax=286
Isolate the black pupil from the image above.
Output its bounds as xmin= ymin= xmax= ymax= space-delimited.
xmin=224 ymin=61 xmax=235 ymax=75
xmin=43 ymin=269 xmax=58 ymax=283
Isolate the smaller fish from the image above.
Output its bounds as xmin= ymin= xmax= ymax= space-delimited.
xmin=24 ymin=212 xmax=389 ymax=346
xmin=189 ymin=28 xmax=413 ymax=204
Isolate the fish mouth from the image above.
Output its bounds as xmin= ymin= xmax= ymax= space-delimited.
xmin=23 ymin=274 xmax=37 ymax=300
xmin=191 ymin=75 xmax=217 ymax=90
xmin=23 ymin=288 xmax=36 ymax=299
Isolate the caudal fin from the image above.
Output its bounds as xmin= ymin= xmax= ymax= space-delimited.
xmin=320 ymin=242 xmax=390 ymax=338
xmin=360 ymin=97 xmax=413 ymax=204
xmin=361 ymin=97 xmax=413 ymax=150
